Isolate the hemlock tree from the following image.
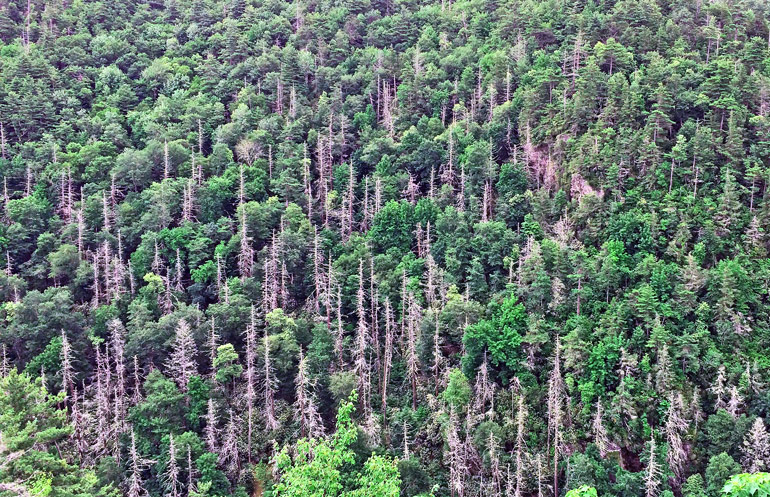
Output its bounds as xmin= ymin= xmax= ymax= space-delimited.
xmin=743 ymin=418 xmax=770 ymax=473
xmin=0 ymin=369 xmax=118 ymax=497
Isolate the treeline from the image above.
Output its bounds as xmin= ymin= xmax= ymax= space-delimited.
xmin=1 ymin=0 xmax=770 ymax=496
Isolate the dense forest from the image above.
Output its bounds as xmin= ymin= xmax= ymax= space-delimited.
xmin=2 ymin=0 xmax=770 ymax=495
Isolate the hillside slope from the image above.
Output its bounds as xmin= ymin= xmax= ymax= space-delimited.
xmin=1 ymin=0 xmax=770 ymax=496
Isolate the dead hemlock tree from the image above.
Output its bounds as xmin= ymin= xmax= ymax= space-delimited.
xmin=219 ymin=409 xmax=241 ymax=479
xmin=243 ymin=306 xmax=258 ymax=462
xmin=485 ymin=430 xmax=504 ymax=497
xmin=353 ymin=260 xmax=378 ymax=440
xmin=237 ymin=164 xmax=254 ymax=279
xmin=186 ymin=444 xmax=197 ymax=494
xmin=644 ymin=430 xmax=663 ymax=497
xmin=547 ymin=337 xmax=566 ymax=497
xmin=167 ymin=319 xmax=198 ymax=393
xmin=207 ymin=317 xmax=219 ymax=380
xmin=334 ymin=283 xmax=345 ymax=370
xmin=470 ymin=353 xmax=495 ymax=428
xmin=0 ymin=344 xmax=8 ymax=377
xmin=262 ymin=231 xmax=280 ymax=313
xmin=404 ymin=292 xmax=422 ymax=410
xmin=353 ymin=260 xmax=370 ymax=399
xmin=132 ymin=355 xmax=143 ymax=406
xmin=727 ymin=384 xmax=743 ymax=418
xmin=60 ymin=330 xmax=76 ymax=402
xmin=445 ymin=407 xmax=468 ymax=497
xmin=293 ymin=350 xmax=324 ymax=439
xmin=712 ymin=365 xmax=728 ymax=411
xmin=127 ymin=430 xmax=153 ymax=497
xmin=204 ymin=397 xmax=219 ymax=453
xmin=512 ymin=379 xmax=528 ymax=497
xmin=92 ymin=345 xmax=114 ymax=458
xmin=431 ymin=312 xmax=445 ymax=396
xmin=262 ymin=328 xmax=280 ymax=432
xmin=163 ymin=433 xmax=181 ymax=497
xmin=381 ymin=298 xmax=395 ymax=430
xmin=108 ymin=319 xmax=128 ymax=435
xmin=310 ymin=227 xmax=327 ymax=316
xmin=743 ymin=417 xmax=770 ymax=472
xmin=593 ymin=398 xmax=616 ymax=458
xmin=665 ymin=392 xmax=689 ymax=488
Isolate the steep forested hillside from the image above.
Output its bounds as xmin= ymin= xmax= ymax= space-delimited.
xmin=1 ymin=0 xmax=770 ymax=496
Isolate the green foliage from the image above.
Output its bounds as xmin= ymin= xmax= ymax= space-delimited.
xmin=684 ymin=474 xmax=708 ymax=497
xmin=708 ymin=454 xmax=744 ymax=497
xmin=462 ymin=292 xmax=527 ymax=378
xmin=722 ymin=474 xmax=770 ymax=497
xmin=443 ymin=369 xmax=471 ymax=411
xmin=566 ymin=486 xmax=599 ymax=497
xmin=370 ymin=200 xmax=415 ymax=253
xmin=2 ymin=0 xmax=770 ymax=493
xmin=0 ymin=369 xmax=116 ymax=497
xmin=213 ymin=343 xmax=242 ymax=385
xmin=273 ymin=392 xmax=400 ymax=497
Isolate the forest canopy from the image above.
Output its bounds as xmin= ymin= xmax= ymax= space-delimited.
xmin=2 ymin=0 xmax=770 ymax=496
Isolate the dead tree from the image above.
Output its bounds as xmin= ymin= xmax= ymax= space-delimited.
xmin=167 ymin=319 xmax=198 ymax=392
xmin=262 ymin=329 xmax=279 ymax=432
xmin=294 ymin=350 xmax=324 ymax=439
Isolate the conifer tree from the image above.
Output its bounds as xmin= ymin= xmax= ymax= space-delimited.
xmin=665 ymin=392 xmax=688 ymax=487
xmin=243 ymin=306 xmax=258 ymax=462
xmin=644 ymin=431 xmax=662 ymax=497
xmin=743 ymin=417 xmax=770 ymax=472
xmin=262 ymin=329 xmax=279 ymax=432
xmin=167 ymin=319 xmax=198 ymax=392
xmin=294 ymin=350 xmax=324 ymax=439
xmin=547 ymin=338 xmax=565 ymax=497
xmin=127 ymin=430 xmax=149 ymax=497
xmin=163 ymin=434 xmax=181 ymax=497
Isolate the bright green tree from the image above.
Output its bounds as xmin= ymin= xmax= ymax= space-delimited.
xmin=272 ymin=392 xmax=400 ymax=497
